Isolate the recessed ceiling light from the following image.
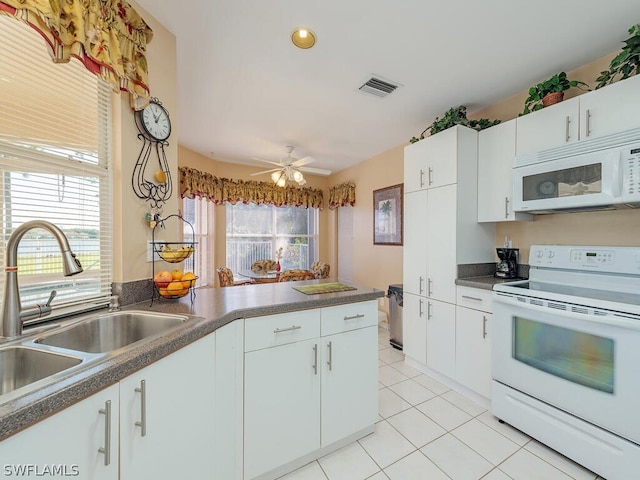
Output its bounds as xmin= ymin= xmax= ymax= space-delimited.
xmin=291 ymin=27 xmax=316 ymax=49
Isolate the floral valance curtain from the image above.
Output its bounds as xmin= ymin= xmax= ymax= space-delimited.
xmin=0 ymin=0 xmax=153 ymax=109
xmin=328 ymin=182 xmax=356 ymax=209
xmin=179 ymin=167 xmax=324 ymax=209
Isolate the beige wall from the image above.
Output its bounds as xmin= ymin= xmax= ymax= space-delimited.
xmin=470 ymin=51 xmax=640 ymax=261
xmin=112 ymin=1 xmax=178 ymax=283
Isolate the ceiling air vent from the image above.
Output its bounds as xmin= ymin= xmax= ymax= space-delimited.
xmin=359 ymin=76 xmax=400 ymax=98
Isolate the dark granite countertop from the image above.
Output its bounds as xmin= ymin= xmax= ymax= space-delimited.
xmin=456 ymin=262 xmax=529 ymax=290
xmin=0 ymin=280 xmax=383 ymax=441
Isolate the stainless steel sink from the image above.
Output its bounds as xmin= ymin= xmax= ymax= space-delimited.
xmin=35 ymin=311 xmax=188 ymax=353
xmin=0 ymin=346 xmax=82 ymax=395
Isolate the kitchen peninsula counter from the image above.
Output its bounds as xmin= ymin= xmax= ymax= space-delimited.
xmin=0 ymin=280 xmax=383 ymax=441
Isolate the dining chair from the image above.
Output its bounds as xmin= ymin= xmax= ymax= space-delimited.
xmin=277 ymin=269 xmax=316 ymax=282
xmin=310 ymin=261 xmax=330 ymax=279
xmin=217 ymin=266 xmax=255 ymax=287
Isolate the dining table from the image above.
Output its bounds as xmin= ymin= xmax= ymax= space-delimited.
xmin=237 ymin=269 xmax=280 ymax=284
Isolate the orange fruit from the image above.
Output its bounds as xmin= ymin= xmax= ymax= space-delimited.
xmin=181 ymin=272 xmax=197 ymax=288
xmin=170 ymin=269 xmax=183 ymax=281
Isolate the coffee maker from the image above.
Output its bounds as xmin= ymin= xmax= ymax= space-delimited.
xmin=495 ymin=248 xmax=519 ymax=279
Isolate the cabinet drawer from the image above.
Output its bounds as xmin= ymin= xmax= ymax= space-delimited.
xmin=321 ymin=301 xmax=377 ymax=337
xmin=245 ymin=309 xmax=320 ymax=352
xmin=456 ymin=286 xmax=493 ymax=313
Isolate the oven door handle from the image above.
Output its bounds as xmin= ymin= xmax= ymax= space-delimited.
xmin=494 ymin=294 xmax=640 ymax=331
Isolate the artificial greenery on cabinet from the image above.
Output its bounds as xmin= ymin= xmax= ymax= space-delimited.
xmin=596 ymin=23 xmax=640 ymax=89
xmin=409 ymin=106 xmax=500 ymax=144
xmin=521 ymin=72 xmax=589 ymax=115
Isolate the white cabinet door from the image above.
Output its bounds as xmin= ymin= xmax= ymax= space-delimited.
xmin=426 ymin=185 xmax=457 ymax=304
xmin=321 ymin=326 xmax=378 ymax=446
xmin=425 ymin=126 xmax=458 ymax=188
xmin=0 ymin=384 xmax=119 ymax=480
xmin=244 ymin=338 xmax=320 ymax=479
xmin=516 ymin=97 xmax=580 ymax=156
xmin=404 ymin=139 xmax=428 ymax=193
xmin=456 ymin=306 xmax=492 ymax=398
xmin=478 ymin=120 xmax=532 ymax=222
xmin=403 ymin=292 xmax=427 ymax=365
xmin=426 ymin=299 xmax=456 ymax=378
xmin=403 ymin=190 xmax=428 ymax=296
xmin=120 ymin=334 xmax=216 ymax=480
xmin=579 ymin=75 xmax=640 ymax=140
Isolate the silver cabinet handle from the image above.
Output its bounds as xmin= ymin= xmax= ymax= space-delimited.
xmin=135 ymin=380 xmax=147 ymax=437
xmin=427 ymin=301 xmax=433 ymax=320
xmin=428 ymin=166 xmax=434 ymax=186
xmin=482 ymin=315 xmax=488 ymax=339
xmin=419 ymin=298 xmax=424 ymax=317
xmin=312 ymin=344 xmax=318 ymax=375
xmin=98 ymin=400 xmax=111 ymax=466
xmin=344 ymin=314 xmax=365 ymax=321
xmin=505 ymin=197 xmax=510 ymax=219
xmin=585 ymin=109 xmax=591 ymax=137
xmin=427 ymin=278 xmax=433 ymax=297
xmin=274 ymin=325 xmax=301 ymax=333
xmin=419 ymin=276 xmax=424 ymax=295
xmin=462 ymin=295 xmax=482 ymax=302
xmin=327 ymin=341 xmax=333 ymax=371
xmin=419 ymin=169 xmax=425 ymax=188
xmin=565 ymin=116 xmax=571 ymax=142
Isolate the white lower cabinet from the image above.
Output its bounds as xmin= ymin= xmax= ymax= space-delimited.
xmin=120 ymin=333 xmax=216 ymax=480
xmin=244 ymin=301 xmax=378 ymax=480
xmin=455 ymin=286 xmax=493 ymax=398
xmin=426 ymin=299 xmax=456 ymax=378
xmin=402 ymin=292 xmax=427 ymax=365
xmin=0 ymin=384 xmax=119 ymax=480
xmin=0 ymin=333 xmax=216 ymax=480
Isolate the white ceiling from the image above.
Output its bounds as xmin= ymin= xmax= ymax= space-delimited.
xmin=135 ymin=0 xmax=638 ymax=175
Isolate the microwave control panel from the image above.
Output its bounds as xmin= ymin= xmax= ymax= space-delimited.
xmin=623 ymin=146 xmax=640 ymax=199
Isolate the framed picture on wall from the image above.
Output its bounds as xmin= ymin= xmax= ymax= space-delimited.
xmin=373 ymin=184 xmax=403 ymax=245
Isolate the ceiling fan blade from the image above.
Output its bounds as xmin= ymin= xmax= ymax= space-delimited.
xmin=251 ymin=168 xmax=282 ymax=176
xmin=250 ymin=156 xmax=282 ymax=167
xmin=292 ymin=156 xmax=315 ymax=167
xmin=299 ymin=166 xmax=332 ymax=176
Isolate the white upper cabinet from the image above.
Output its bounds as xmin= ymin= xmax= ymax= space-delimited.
xmin=578 ymin=74 xmax=640 ymax=140
xmin=516 ymin=97 xmax=580 ymax=156
xmin=478 ymin=120 xmax=532 ymax=222
xmin=516 ymin=75 xmax=640 ymax=157
xmin=404 ymin=139 xmax=428 ymax=193
xmin=424 ymin=126 xmax=459 ymax=188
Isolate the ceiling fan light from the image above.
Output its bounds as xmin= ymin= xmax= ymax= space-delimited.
xmin=276 ymin=176 xmax=286 ymax=187
xmin=291 ymin=27 xmax=316 ymax=49
xmin=293 ymin=170 xmax=304 ymax=182
xmin=271 ymin=171 xmax=281 ymax=182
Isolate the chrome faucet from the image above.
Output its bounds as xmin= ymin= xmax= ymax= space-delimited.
xmin=1 ymin=220 xmax=83 ymax=338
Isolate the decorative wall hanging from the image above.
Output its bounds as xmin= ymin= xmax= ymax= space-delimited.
xmin=373 ymin=184 xmax=403 ymax=245
xmin=132 ymin=98 xmax=173 ymax=209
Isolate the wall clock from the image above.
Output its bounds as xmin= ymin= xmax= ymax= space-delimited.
xmin=132 ymin=98 xmax=173 ymax=208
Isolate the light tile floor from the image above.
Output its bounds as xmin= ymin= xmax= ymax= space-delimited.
xmin=278 ymin=325 xmax=605 ymax=480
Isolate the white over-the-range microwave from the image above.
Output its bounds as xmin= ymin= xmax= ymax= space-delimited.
xmin=513 ymin=128 xmax=640 ymax=213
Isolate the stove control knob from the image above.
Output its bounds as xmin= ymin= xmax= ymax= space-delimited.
xmin=536 ymin=250 xmax=544 ymax=258
xmin=547 ymin=251 xmax=555 ymax=258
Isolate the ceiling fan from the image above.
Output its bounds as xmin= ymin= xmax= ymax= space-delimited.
xmin=251 ymin=146 xmax=332 ymax=187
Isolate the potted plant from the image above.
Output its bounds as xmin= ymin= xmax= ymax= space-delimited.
xmin=409 ymin=106 xmax=500 ymax=143
xmin=595 ymin=24 xmax=640 ymax=89
xmin=521 ymin=72 xmax=590 ymax=115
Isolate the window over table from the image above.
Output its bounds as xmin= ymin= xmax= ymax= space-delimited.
xmin=0 ymin=16 xmax=113 ymax=322
xmin=226 ymin=203 xmax=318 ymax=273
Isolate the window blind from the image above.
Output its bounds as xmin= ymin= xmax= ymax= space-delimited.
xmin=0 ymin=15 xmax=113 ymax=321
